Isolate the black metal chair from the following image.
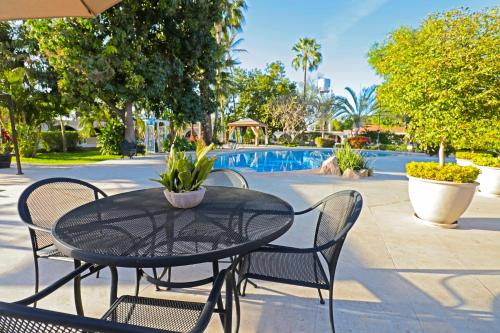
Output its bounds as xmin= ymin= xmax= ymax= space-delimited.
xmin=17 ymin=177 xmax=107 ymax=312
xmin=203 ymin=169 xmax=249 ymax=189
xmin=0 ymin=263 xmax=235 ymax=333
xmin=236 ymin=190 xmax=363 ymax=333
xmin=120 ymin=140 xmax=137 ymax=159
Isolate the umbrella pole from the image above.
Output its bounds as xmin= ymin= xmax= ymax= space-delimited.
xmin=1 ymin=94 xmax=23 ymax=175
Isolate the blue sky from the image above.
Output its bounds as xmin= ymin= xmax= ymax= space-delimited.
xmin=238 ymin=0 xmax=498 ymax=96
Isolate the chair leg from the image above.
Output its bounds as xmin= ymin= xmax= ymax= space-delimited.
xmin=166 ymin=266 xmax=172 ymax=291
xmin=73 ymin=260 xmax=84 ymax=316
xmin=329 ymin=283 xmax=335 ymax=333
xmin=152 ymin=267 xmax=160 ymax=291
xmin=231 ymin=270 xmax=241 ymax=333
xmin=224 ymin=273 xmax=233 ymax=333
xmin=33 ymin=255 xmax=39 ymax=308
xmin=242 ymin=278 xmax=249 ymax=296
xmin=135 ymin=269 xmax=141 ymax=296
xmin=318 ymin=288 xmax=325 ymax=304
xmin=96 ymin=270 xmax=100 ymax=279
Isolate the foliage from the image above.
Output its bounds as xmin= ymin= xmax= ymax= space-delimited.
xmin=0 ymin=141 xmax=12 ymax=155
xmin=314 ymin=137 xmax=335 ymax=148
xmin=363 ymin=131 xmax=405 ymax=145
xmin=28 ymin=0 xmax=225 ymax=144
xmin=97 ymin=118 xmax=124 ymax=155
xmin=369 ymin=8 xmax=500 ymax=163
xmin=17 ymin=124 xmax=39 ymax=157
xmin=136 ymin=142 xmax=146 ymax=155
xmin=270 ymin=95 xmax=306 ymax=141
xmin=233 ymin=62 xmax=297 ymax=131
xmin=334 ymin=144 xmax=369 ymax=172
xmin=406 ymin=162 xmax=479 ymax=183
xmin=348 ymin=136 xmax=372 ymax=149
xmin=292 ymin=37 xmax=322 ymax=97
xmin=40 ymin=131 xmax=79 ymax=152
xmin=161 ymin=136 xmax=196 ymax=152
xmin=455 ymin=151 xmax=494 ymax=160
xmin=334 ymin=86 xmax=378 ymax=131
xmin=153 ymin=143 xmax=216 ymax=193
xmin=472 ymin=156 xmax=500 ymax=168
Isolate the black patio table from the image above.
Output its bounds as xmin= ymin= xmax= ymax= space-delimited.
xmin=52 ymin=186 xmax=294 ymax=305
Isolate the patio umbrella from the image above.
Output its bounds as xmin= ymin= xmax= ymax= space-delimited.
xmin=0 ymin=0 xmax=121 ymax=175
xmin=0 ymin=0 xmax=121 ymax=20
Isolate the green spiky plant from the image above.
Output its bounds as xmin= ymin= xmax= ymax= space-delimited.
xmin=153 ymin=142 xmax=216 ymax=193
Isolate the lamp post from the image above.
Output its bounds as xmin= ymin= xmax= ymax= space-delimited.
xmin=0 ymin=93 xmax=23 ymax=174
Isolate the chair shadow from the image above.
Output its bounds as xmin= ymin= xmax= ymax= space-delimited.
xmin=457 ymin=217 xmax=500 ymax=231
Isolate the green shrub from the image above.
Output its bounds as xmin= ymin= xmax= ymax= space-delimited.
xmin=40 ymin=131 xmax=79 ymax=152
xmin=406 ymin=162 xmax=479 ymax=183
xmin=363 ymin=131 xmax=405 ymax=145
xmin=152 ymin=143 xmax=215 ymax=192
xmin=17 ymin=124 xmax=39 ymax=157
xmin=136 ymin=142 xmax=146 ymax=155
xmin=455 ymin=151 xmax=494 ymax=160
xmin=334 ymin=144 xmax=369 ymax=173
xmin=97 ymin=118 xmax=124 ymax=155
xmin=315 ymin=137 xmax=335 ymax=148
xmin=472 ymin=156 xmax=500 ymax=168
xmin=161 ymin=136 xmax=195 ymax=152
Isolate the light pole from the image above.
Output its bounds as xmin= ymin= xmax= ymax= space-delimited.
xmin=0 ymin=93 xmax=23 ymax=174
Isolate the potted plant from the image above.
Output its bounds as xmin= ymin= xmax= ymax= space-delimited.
xmin=152 ymin=142 xmax=216 ymax=208
xmin=406 ymin=162 xmax=479 ymax=228
xmin=0 ymin=129 xmax=13 ymax=169
xmin=369 ymin=8 xmax=496 ymax=227
xmin=455 ymin=151 xmax=492 ymax=166
xmin=472 ymin=155 xmax=500 ymax=197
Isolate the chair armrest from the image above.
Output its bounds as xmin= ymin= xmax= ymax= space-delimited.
xmin=190 ymin=269 xmax=229 ymax=333
xmin=25 ymin=223 xmax=51 ymax=233
xmin=294 ymin=200 xmax=323 ymax=216
xmin=15 ymin=263 xmax=94 ymax=306
xmin=257 ymin=244 xmax=320 ymax=254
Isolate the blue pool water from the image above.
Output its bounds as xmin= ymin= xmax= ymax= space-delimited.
xmin=212 ymin=149 xmax=398 ymax=172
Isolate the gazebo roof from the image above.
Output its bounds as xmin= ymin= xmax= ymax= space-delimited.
xmin=228 ymin=118 xmax=268 ymax=128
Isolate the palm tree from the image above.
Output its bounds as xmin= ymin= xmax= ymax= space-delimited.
xmin=291 ymin=38 xmax=322 ymax=98
xmin=334 ymin=85 xmax=378 ymax=134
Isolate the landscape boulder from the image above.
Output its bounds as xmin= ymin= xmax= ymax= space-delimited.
xmin=320 ymin=156 xmax=342 ymax=176
xmin=342 ymin=168 xmax=360 ymax=179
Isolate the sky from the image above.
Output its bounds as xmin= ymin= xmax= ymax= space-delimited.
xmin=238 ymin=0 xmax=498 ymax=97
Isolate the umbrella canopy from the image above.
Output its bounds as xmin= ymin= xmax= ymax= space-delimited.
xmin=0 ymin=0 xmax=121 ymax=20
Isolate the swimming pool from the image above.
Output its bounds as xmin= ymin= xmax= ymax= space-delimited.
xmin=212 ymin=149 xmax=398 ymax=172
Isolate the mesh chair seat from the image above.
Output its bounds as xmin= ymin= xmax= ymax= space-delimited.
xmin=102 ymin=295 xmax=205 ymax=333
xmin=240 ymin=251 xmax=329 ymax=288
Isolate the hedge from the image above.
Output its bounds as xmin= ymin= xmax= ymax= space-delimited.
xmin=40 ymin=131 xmax=79 ymax=152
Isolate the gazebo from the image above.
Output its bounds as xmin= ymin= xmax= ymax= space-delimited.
xmin=228 ymin=118 xmax=268 ymax=146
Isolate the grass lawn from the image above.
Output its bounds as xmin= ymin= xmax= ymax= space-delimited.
xmin=15 ymin=148 xmax=122 ymax=165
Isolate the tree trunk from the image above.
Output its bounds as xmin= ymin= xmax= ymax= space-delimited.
xmin=200 ymin=112 xmax=212 ymax=144
xmin=123 ymin=102 xmax=135 ymax=144
xmin=438 ymin=140 xmax=446 ymax=167
xmin=59 ymin=115 xmax=67 ymax=153
xmin=303 ymin=66 xmax=307 ymax=98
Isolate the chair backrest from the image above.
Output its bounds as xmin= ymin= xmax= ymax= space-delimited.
xmin=313 ymin=190 xmax=363 ymax=267
xmin=203 ymin=168 xmax=249 ymax=189
xmin=18 ymin=178 xmax=107 ymax=251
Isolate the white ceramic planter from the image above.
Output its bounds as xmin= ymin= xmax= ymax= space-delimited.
xmin=407 ymin=176 xmax=477 ymax=228
xmin=476 ymin=165 xmax=500 ymax=197
xmin=456 ymin=158 xmax=473 ymax=167
xmin=163 ymin=187 xmax=206 ymax=209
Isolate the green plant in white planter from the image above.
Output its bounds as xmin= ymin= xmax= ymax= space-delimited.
xmin=369 ymin=8 xmax=497 ymax=227
xmin=406 ymin=162 xmax=480 ymax=227
xmin=472 ymin=156 xmax=500 ymax=197
xmin=153 ymin=142 xmax=216 ymax=208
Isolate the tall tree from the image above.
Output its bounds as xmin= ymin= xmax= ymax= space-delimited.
xmin=334 ymin=86 xmax=378 ymax=134
xmin=291 ymin=37 xmax=322 ymax=98
xmin=369 ymin=8 xmax=499 ymax=164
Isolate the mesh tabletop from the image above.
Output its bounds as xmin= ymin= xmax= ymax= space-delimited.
xmin=53 ymin=186 xmax=294 ymax=268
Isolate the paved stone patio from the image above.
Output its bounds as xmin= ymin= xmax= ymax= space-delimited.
xmin=0 ymin=152 xmax=499 ymax=332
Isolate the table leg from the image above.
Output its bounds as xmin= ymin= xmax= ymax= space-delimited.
xmin=109 ymin=266 xmax=118 ymax=306
xmin=73 ymin=260 xmax=84 ymax=316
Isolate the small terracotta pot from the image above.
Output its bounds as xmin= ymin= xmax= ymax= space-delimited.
xmin=163 ymin=187 xmax=206 ymax=209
